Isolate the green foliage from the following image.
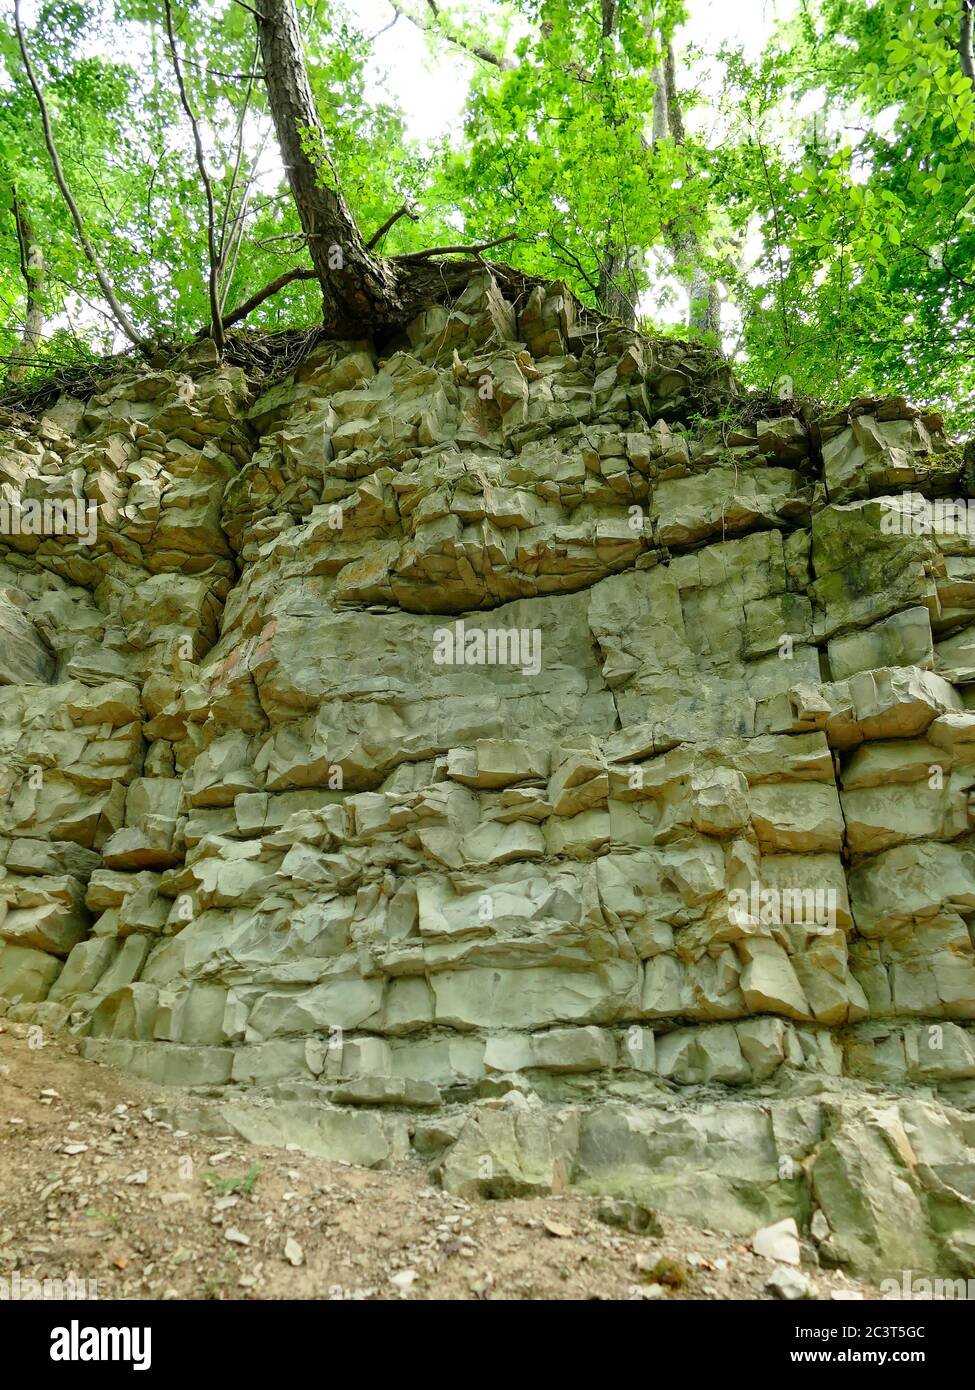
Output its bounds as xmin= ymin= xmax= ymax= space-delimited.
xmin=717 ymin=0 xmax=975 ymax=432
xmin=642 ymin=1256 xmax=689 ymax=1287
xmin=1 ymin=0 xmax=973 ymax=431
xmin=203 ymin=1164 xmax=261 ymax=1196
xmin=444 ymin=0 xmax=697 ymax=318
xmin=0 ymin=0 xmax=444 ymax=377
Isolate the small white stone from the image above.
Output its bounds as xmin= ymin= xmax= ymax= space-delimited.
xmin=810 ymin=1209 xmax=830 ymax=1243
xmin=767 ymin=1264 xmax=813 ymax=1301
xmin=752 ymin=1217 xmax=801 ymax=1266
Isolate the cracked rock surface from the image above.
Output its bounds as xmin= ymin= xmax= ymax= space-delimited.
xmin=2 ymin=271 xmax=975 ymax=1279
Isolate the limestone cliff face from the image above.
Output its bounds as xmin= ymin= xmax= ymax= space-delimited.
xmin=3 ymin=271 xmax=975 ymax=1275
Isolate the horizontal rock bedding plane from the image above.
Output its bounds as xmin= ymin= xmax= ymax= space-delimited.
xmin=2 ymin=270 xmax=975 ymax=1280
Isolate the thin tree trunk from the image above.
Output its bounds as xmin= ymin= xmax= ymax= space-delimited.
xmin=593 ymin=0 xmax=637 ymax=324
xmin=652 ymin=39 xmax=722 ymax=342
xmin=597 ymin=237 xmax=636 ymax=324
xmin=8 ymin=189 xmax=45 ymax=382
xmin=962 ymin=1 xmax=975 ymax=92
xmin=164 ymin=0 xmax=225 ymax=352
xmin=13 ymin=0 xmax=150 ymax=351
xmin=684 ymin=257 xmax=722 ymax=338
xmin=651 ymin=60 xmax=668 ymax=145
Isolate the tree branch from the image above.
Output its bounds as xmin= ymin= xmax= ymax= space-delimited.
xmin=387 ymin=1 xmax=513 ymax=70
xmin=216 ymin=41 xmax=264 ymax=294
xmin=164 ymin=0 xmax=225 ymax=352
xmin=180 ymin=57 xmax=267 ymax=80
xmin=366 ymin=202 xmax=419 ymax=249
xmin=905 ymin=238 xmax=975 ymax=290
xmin=395 ymin=232 xmax=517 ymax=261
xmin=219 ymin=265 xmax=317 ymax=329
xmin=547 ymin=232 xmax=601 ymax=298
xmin=218 ymin=128 xmax=277 ymax=315
xmin=13 ymin=0 xmax=150 ymax=350
xmin=368 ymin=12 xmax=399 ymax=41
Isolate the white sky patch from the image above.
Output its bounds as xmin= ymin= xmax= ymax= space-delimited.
xmin=359 ymin=0 xmax=475 ymax=145
xmin=359 ymin=0 xmax=799 ymax=148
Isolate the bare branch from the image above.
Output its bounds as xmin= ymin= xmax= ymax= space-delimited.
xmin=218 ymin=127 xmax=276 ymax=314
xmin=386 ymin=1 xmax=513 ymax=70
xmin=366 ymin=202 xmax=419 ymax=249
xmin=253 ymin=231 xmax=310 ymax=249
xmin=547 ymin=232 xmax=601 ymax=297
xmin=367 ymin=12 xmax=399 ymax=41
xmin=217 ymin=41 xmax=263 ymax=282
xmin=220 ymin=266 xmax=316 ymax=329
xmin=180 ymin=57 xmax=266 ymax=80
xmin=395 ymin=232 xmax=517 ymax=261
xmin=13 ymin=0 xmax=150 ymax=350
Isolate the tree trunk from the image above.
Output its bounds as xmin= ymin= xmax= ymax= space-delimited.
xmin=645 ymin=39 xmax=722 ymax=341
xmin=651 ymin=60 xmax=669 ymax=145
xmin=593 ymin=0 xmax=636 ymax=324
xmin=962 ymin=1 xmax=975 ymax=93
xmin=255 ymin=0 xmax=528 ymax=337
xmin=255 ymin=0 xmax=405 ymax=334
xmin=8 ymin=189 xmax=45 ymax=383
xmin=684 ymin=253 xmax=722 ymax=339
xmin=14 ymin=0 xmax=150 ymax=352
xmin=597 ymin=237 xmax=637 ymax=324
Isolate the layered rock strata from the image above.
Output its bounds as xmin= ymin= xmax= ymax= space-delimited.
xmin=2 ymin=272 xmax=975 ymax=1275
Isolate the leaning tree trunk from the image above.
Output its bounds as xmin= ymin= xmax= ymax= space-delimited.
xmin=255 ymin=0 xmax=527 ymax=337
xmin=255 ymin=0 xmax=404 ymax=334
xmin=8 ymin=190 xmax=45 ymax=383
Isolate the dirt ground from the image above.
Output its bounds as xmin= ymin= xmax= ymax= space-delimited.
xmin=0 ymin=1024 xmax=879 ymax=1301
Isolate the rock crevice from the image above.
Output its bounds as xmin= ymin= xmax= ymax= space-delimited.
xmin=1 ymin=273 xmax=974 ymax=1276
